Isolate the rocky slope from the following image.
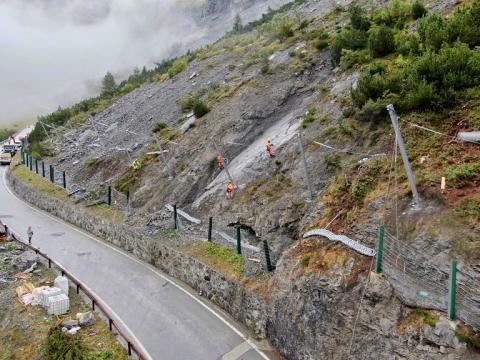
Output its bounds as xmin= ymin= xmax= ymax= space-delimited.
xmin=30 ymin=0 xmax=480 ymax=358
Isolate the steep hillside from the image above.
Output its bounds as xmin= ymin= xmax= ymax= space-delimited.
xmin=24 ymin=0 xmax=480 ymax=357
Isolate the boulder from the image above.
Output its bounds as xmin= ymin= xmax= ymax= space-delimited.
xmin=77 ymin=312 xmax=96 ymax=327
xmin=61 ymin=319 xmax=79 ymax=330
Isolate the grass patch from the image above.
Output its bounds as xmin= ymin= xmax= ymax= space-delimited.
xmin=415 ymin=308 xmax=437 ymax=327
xmin=445 ymin=162 xmax=480 ymax=182
xmin=12 ymin=160 xmax=69 ymax=202
xmin=84 ymin=158 xmax=97 ymax=168
xmin=196 ymin=242 xmax=244 ymax=274
xmin=455 ymin=199 xmax=480 ymax=222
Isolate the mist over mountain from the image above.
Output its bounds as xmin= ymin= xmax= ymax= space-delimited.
xmin=0 ymin=0 xmax=288 ymax=125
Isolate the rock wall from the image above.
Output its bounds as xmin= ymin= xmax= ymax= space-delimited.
xmin=6 ymin=169 xmax=267 ymax=338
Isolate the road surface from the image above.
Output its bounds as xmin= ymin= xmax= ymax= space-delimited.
xmin=0 ymin=166 xmax=268 ymax=360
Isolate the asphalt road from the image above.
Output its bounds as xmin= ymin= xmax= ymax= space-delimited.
xmin=0 ymin=166 xmax=268 ymax=360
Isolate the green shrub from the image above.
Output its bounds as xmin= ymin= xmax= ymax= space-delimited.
xmin=342 ymin=107 xmax=356 ymax=118
xmin=418 ymin=14 xmax=448 ymax=51
xmin=352 ymin=62 xmax=402 ymax=107
xmin=371 ymin=8 xmax=391 ymax=26
xmin=315 ymin=39 xmax=329 ymax=50
xmin=271 ymin=14 xmax=295 ymax=41
xmin=177 ymin=93 xmax=198 ymax=112
xmin=394 ymin=32 xmax=420 ymax=56
xmin=339 ymin=49 xmax=371 ymax=69
xmin=410 ymin=42 xmax=480 ymax=96
xmin=260 ymin=55 xmax=270 ymax=74
xmin=324 ymin=153 xmax=342 ymax=169
xmin=368 ymin=25 xmax=396 ymax=58
xmin=370 ymin=0 xmax=412 ymax=28
xmin=168 ymin=57 xmax=188 ymax=78
xmin=447 ymin=0 xmax=480 ymax=48
xmin=349 ymin=5 xmax=370 ymax=31
xmin=331 ymin=27 xmax=368 ymax=64
xmin=351 ymin=181 xmax=368 ymax=200
xmin=192 ymin=99 xmax=210 ymax=118
xmin=302 ymin=107 xmax=316 ymax=127
xmin=402 ymin=79 xmax=439 ymax=110
xmin=42 ymin=326 xmax=86 ymax=359
xmin=445 ymin=163 xmax=480 ymax=181
xmin=355 ymin=99 xmax=389 ymax=122
xmin=152 ymin=122 xmax=167 ymax=133
xmin=387 ymin=0 xmax=413 ymax=28
xmin=412 ymin=0 xmax=427 ymax=19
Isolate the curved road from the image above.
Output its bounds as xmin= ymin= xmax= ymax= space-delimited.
xmin=0 ymin=166 xmax=268 ymax=360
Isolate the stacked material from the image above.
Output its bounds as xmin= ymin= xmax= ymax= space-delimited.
xmin=47 ymin=294 xmax=70 ymax=316
xmin=41 ymin=287 xmax=63 ymax=307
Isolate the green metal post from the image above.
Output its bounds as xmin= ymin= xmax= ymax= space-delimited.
xmin=25 ymin=154 xmax=28 ymax=167
xmin=42 ymin=162 xmax=45 ymax=177
xmin=35 ymin=159 xmax=38 ymax=174
xmin=29 ymin=156 xmax=33 ymax=171
xmin=263 ymin=240 xmax=274 ymax=271
xmin=448 ymin=260 xmax=457 ymax=320
xmin=107 ymin=186 xmax=112 ymax=206
xmin=173 ymin=204 xmax=177 ymax=230
xmin=21 ymin=150 xmax=24 ymax=164
xmin=236 ymin=227 xmax=241 ymax=255
xmin=62 ymin=171 xmax=66 ymax=189
xmin=374 ymin=225 xmax=385 ymax=273
xmin=49 ymin=165 xmax=54 ymax=183
xmin=208 ymin=217 xmax=213 ymax=241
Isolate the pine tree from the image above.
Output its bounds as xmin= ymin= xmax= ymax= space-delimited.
xmin=101 ymin=72 xmax=116 ymax=97
xmin=233 ymin=13 xmax=243 ymax=33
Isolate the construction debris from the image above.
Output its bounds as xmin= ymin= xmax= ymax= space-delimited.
xmin=15 ymin=272 xmax=32 ymax=280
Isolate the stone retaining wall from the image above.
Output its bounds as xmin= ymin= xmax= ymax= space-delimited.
xmin=7 ymin=169 xmax=267 ymax=337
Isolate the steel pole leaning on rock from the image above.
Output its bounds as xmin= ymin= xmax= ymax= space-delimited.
xmin=448 ymin=260 xmax=457 ymax=320
xmin=387 ymin=104 xmax=420 ymax=205
xmin=263 ymin=240 xmax=274 ymax=272
xmin=208 ymin=217 xmax=213 ymax=241
xmin=236 ymin=227 xmax=242 ymax=255
xmin=374 ymin=225 xmax=385 ymax=273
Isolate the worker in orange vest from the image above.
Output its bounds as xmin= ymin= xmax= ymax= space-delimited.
xmin=266 ymin=139 xmax=274 ymax=157
xmin=226 ymin=181 xmax=234 ymax=198
xmin=216 ymin=154 xmax=224 ymax=169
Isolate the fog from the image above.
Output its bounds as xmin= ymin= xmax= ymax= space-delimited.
xmin=0 ymin=0 xmax=207 ymax=125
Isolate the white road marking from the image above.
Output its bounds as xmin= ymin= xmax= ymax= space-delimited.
xmin=221 ymin=341 xmax=252 ymax=360
xmin=2 ymin=168 xmax=269 ymax=360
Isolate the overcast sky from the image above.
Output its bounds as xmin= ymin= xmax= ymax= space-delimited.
xmin=0 ymin=0 xmax=206 ymax=126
